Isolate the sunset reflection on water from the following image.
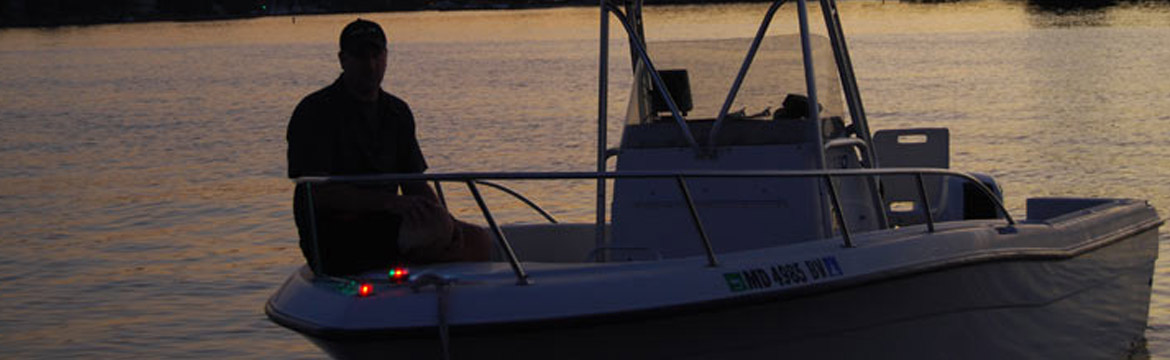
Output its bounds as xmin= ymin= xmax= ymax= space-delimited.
xmin=2 ymin=1 xmax=1170 ymax=358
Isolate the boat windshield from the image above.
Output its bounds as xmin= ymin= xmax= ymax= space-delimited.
xmin=625 ymin=34 xmax=845 ymax=125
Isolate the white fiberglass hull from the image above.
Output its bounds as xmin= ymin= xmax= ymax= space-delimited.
xmin=266 ymin=199 xmax=1160 ymax=359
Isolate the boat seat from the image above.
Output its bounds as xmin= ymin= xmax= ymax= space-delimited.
xmin=873 ymin=128 xmax=950 ymax=226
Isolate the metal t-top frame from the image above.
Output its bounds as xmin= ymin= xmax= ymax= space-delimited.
xmin=594 ymin=0 xmax=879 ymax=253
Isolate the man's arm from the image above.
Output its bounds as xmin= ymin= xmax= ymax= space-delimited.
xmin=402 ymin=181 xmax=439 ymax=202
xmin=390 ymin=98 xmax=435 ymax=202
xmin=287 ymin=98 xmax=330 ymax=179
xmin=308 ymin=184 xmax=400 ymax=214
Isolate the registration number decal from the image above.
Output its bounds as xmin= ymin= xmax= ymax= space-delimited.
xmin=723 ymin=256 xmax=844 ymax=292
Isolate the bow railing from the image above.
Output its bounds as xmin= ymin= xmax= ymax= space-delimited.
xmin=295 ymin=168 xmax=1014 ymax=285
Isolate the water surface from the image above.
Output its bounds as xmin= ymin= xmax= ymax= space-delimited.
xmin=2 ymin=1 xmax=1170 ymax=358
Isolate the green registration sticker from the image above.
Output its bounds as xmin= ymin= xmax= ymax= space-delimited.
xmin=724 ymin=273 xmax=748 ymax=292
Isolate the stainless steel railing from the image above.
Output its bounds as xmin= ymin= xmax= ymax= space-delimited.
xmin=296 ymin=168 xmax=1014 ymax=284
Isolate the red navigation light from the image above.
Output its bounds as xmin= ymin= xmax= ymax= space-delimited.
xmin=389 ymin=267 xmax=410 ymax=280
xmin=358 ymin=283 xmax=374 ymax=297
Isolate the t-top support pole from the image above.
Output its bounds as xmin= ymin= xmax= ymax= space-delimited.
xmin=596 ymin=0 xmax=610 ymax=259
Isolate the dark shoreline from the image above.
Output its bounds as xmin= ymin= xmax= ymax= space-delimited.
xmin=1 ymin=0 xmax=1163 ymax=29
xmin=1 ymin=0 xmax=626 ymax=29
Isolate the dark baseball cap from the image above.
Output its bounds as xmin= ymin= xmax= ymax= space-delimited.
xmin=340 ymin=19 xmax=387 ymax=55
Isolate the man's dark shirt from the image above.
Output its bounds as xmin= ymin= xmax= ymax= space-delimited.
xmin=288 ymin=76 xmax=427 ymax=275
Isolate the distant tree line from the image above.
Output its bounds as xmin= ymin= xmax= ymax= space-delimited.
xmin=3 ymin=0 xmax=1164 ymax=27
xmin=0 ymin=0 xmax=746 ymax=27
xmin=0 ymin=0 xmax=429 ymax=27
xmin=1 ymin=0 xmax=261 ymax=26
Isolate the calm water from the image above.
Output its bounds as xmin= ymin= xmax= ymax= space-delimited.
xmin=2 ymin=0 xmax=1170 ymax=358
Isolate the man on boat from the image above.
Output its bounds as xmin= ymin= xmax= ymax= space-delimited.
xmin=286 ymin=19 xmax=489 ymax=275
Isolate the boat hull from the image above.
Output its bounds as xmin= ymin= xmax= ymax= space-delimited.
xmin=271 ymin=222 xmax=1158 ymax=360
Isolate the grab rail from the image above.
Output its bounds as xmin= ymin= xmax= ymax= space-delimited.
xmin=434 ymin=180 xmax=558 ymax=224
xmin=296 ymin=168 xmax=1014 ymax=285
xmin=473 ymin=180 xmax=559 ymax=224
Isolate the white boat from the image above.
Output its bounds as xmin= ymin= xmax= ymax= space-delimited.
xmin=266 ymin=0 xmax=1162 ymax=358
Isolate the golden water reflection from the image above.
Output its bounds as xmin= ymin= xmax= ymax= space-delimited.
xmin=3 ymin=1 xmax=1170 ymax=358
